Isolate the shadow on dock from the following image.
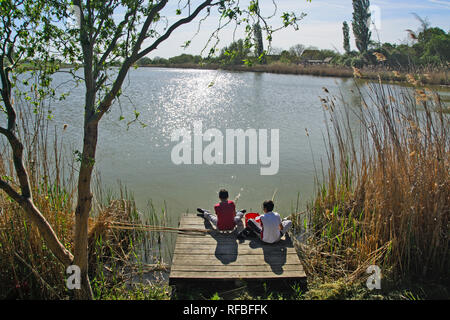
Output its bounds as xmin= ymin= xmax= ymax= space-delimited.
xmin=203 ymin=218 xmax=239 ymax=265
xmin=248 ymin=234 xmax=293 ymax=275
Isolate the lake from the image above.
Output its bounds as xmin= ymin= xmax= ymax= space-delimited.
xmin=36 ymin=67 xmax=449 ymax=222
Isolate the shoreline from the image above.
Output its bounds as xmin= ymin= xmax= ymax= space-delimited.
xmin=140 ymin=63 xmax=450 ymax=87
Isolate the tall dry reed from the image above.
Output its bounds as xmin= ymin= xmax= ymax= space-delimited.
xmin=301 ymin=79 xmax=449 ymax=283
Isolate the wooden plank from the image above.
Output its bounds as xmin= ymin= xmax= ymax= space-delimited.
xmin=175 ymin=236 xmax=230 ymax=242
xmin=178 ymin=221 xmax=206 ymax=226
xmin=174 ymin=243 xmax=294 ymax=249
xmin=175 ymin=237 xmax=293 ymax=245
xmin=173 ymin=250 xmax=297 ymax=258
xmin=172 ymin=253 xmax=302 ymax=262
xmin=174 ymin=246 xmax=296 ymax=255
xmin=179 ymin=215 xmax=207 ymax=222
xmin=172 ymin=254 xmax=302 ymax=266
xmin=175 ymin=239 xmax=237 ymax=244
xmin=173 ymin=253 xmax=298 ymax=261
xmin=179 ymin=219 xmax=208 ymax=224
xmin=175 ymin=238 xmax=294 ymax=247
xmin=175 ymin=237 xmax=239 ymax=243
xmin=170 ymin=271 xmax=305 ymax=279
xmin=171 ymin=264 xmax=302 ymax=272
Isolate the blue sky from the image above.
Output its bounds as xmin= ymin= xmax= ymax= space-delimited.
xmin=141 ymin=0 xmax=450 ymax=58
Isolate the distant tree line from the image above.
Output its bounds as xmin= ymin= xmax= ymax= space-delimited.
xmin=137 ymin=1 xmax=449 ymax=72
xmin=338 ymin=0 xmax=450 ymax=69
xmin=335 ymin=26 xmax=450 ymax=70
xmin=136 ymin=41 xmax=340 ymax=67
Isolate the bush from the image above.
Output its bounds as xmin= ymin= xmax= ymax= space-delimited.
xmin=350 ymin=56 xmax=364 ymax=68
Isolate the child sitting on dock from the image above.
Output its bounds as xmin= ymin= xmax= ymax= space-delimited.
xmin=243 ymin=200 xmax=292 ymax=244
xmin=197 ymin=189 xmax=245 ymax=232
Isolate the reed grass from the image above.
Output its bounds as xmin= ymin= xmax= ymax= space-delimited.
xmin=0 ymin=94 xmax=171 ymax=299
xmin=297 ymin=77 xmax=449 ymax=289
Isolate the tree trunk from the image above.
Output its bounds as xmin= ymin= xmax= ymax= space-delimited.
xmin=22 ymin=198 xmax=75 ymax=266
xmin=254 ymin=22 xmax=265 ymax=64
xmin=73 ymin=120 xmax=98 ymax=300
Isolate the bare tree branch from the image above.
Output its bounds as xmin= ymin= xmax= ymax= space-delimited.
xmin=136 ymin=0 xmax=213 ymax=60
xmin=93 ymin=4 xmax=140 ymax=80
xmin=0 ymin=177 xmax=22 ymax=203
xmin=130 ymin=0 xmax=170 ymax=59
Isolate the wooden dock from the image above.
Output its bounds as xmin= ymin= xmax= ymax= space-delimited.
xmin=169 ymin=214 xmax=306 ymax=287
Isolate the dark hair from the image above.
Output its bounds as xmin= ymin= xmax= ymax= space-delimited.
xmin=218 ymin=189 xmax=229 ymax=200
xmin=263 ymin=200 xmax=274 ymax=212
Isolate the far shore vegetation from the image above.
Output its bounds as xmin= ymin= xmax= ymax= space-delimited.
xmin=135 ymin=24 xmax=450 ymax=86
xmin=16 ymin=24 xmax=450 ymax=86
xmin=139 ymin=61 xmax=450 ymax=87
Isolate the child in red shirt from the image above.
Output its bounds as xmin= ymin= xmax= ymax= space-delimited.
xmin=197 ymin=189 xmax=245 ymax=232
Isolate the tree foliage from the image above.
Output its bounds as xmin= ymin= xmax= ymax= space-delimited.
xmin=414 ymin=28 xmax=450 ymax=64
xmin=137 ymin=56 xmax=152 ymax=66
xmin=220 ymin=39 xmax=251 ymax=65
xmin=352 ymin=0 xmax=371 ymax=53
xmin=343 ymin=21 xmax=351 ymax=54
xmin=289 ymin=44 xmax=306 ymax=58
xmin=254 ymin=22 xmax=265 ymax=63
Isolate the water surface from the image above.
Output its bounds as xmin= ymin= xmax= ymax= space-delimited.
xmin=40 ymin=67 xmax=449 ymax=220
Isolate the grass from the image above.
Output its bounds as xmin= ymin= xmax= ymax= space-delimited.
xmin=0 ymin=164 xmax=171 ymax=299
xmin=99 ymin=282 xmax=171 ymax=300
xmin=171 ymin=280 xmax=306 ymax=300
xmin=0 ymin=100 xmax=75 ymax=299
xmin=172 ymin=277 xmax=450 ymax=300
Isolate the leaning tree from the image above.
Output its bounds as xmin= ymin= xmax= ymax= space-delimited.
xmin=0 ymin=0 xmax=74 ymax=274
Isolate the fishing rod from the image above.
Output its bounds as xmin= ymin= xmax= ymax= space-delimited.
xmin=109 ymin=221 xmax=210 ymax=234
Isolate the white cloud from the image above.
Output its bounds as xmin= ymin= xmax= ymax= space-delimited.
xmin=428 ymin=0 xmax=450 ymax=9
